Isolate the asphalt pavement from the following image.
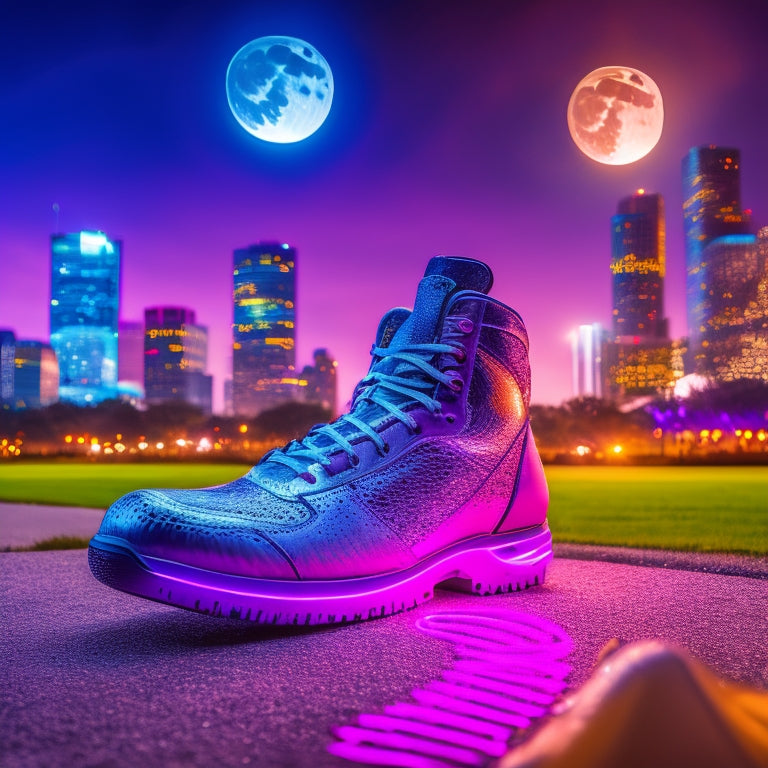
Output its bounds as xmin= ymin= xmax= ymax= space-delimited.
xmin=2 ymin=549 xmax=766 ymax=768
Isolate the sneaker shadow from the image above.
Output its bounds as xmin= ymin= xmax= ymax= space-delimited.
xmin=62 ymin=605 xmax=345 ymax=668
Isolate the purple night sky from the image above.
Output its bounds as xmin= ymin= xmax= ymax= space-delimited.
xmin=1 ymin=0 xmax=767 ymax=413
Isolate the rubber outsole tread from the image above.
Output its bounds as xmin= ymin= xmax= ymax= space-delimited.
xmin=89 ymin=544 xmax=549 ymax=626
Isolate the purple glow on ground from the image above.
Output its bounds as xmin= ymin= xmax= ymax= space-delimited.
xmin=356 ymin=715 xmax=507 ymax=757
xmin=329 ymin=609 xmax=572 ymax=767
xmin=383 ymin=703 xmax=511 ymax=742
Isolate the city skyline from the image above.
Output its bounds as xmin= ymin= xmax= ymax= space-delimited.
xmin=2 ymin=0 xmax=767 ymax=412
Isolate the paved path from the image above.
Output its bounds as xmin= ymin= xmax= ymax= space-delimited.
xmin=0 ymin=502 xmax=104 ymax=548
xmin=2 ymin=551 xmax=766 ymax=768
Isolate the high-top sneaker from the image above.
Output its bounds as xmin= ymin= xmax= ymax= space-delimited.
xmin=89 ymin=256 xmax=552 ymax=624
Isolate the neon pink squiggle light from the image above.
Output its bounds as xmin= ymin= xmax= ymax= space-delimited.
xmin=328 ymin=609 xmax=572 ymax=768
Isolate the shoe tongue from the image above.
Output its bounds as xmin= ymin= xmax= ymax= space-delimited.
xmin=424 ymin=256 xmax=494 ymax=294
xmin=397 ymin=273 xmax=456 ymax=344
xmin=391 ymin=256 xmax=493 ymax=346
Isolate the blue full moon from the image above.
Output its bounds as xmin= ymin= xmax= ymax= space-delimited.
xmin=226 ymin=36 xmax=334 ymax=144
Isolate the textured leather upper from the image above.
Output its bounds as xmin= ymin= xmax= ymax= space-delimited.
xmin=96 ymin=257 xmax=543 ymax=580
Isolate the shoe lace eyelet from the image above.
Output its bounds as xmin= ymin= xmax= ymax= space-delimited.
xmin=453 ymin=348 xmax=467 ymax=363
xmin=349 ymin=454 xmax=361 ymax=468
xmin=448 ymin=375 xmax=464 ymax=392
xmin=445 ymin=414 xmax=456 ymax=424
xmin=382 ymin=443 xmax=390 ymax=454
xmin=412 ymin=424 xmax=422 ymax=435
xmin=457 ymin=318 xmax=474 ymax=334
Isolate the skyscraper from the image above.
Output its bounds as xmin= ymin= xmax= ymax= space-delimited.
xmin=611 ymin=191 xmax=667 ymax=340
xmin=605 ymin=191 xmax=678 ymax=399
xmin=13 ymin=341 xmax=59 ymax=410
xmin=695 ymin=228 xmax=768 ymax=382
xmin=0 ymin=329 xmax=16 ymax=410
xmin=301 ymin=348 xmax=338 ymax=413
xmin=50 ymin=231 xmax=121 ymax=405
xmin=232 ymin=242 xmax=296 ymax=416
xmin=118 ymin=319 xmax=145 ymax=399
xmin=144 ymin=307 xmax=212 ymax=414
xmin=682 ymin=146 xmax=751 ymax=367
xmin=570 ymin=323 xmax=604 ymax=398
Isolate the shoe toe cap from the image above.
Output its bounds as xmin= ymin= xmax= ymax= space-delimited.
xmin=97 ymin=488 xmax=297 ymax=579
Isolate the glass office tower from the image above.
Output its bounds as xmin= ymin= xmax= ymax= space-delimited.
xmin=570 ymin=323 xmax=604 ymax=399
xmin=13 ymin=341 xmax=59 ymax=410
xmin=50 ymin=231 xmax=121 ymax=404
xmin=301 ymin=348 xmax=338 ymax=413
xmin=606 ymin=191 xmax=678 ymax=399
xmin=117 ymin=319 xmax=145 ymax=399
xmin=682 ymin=146 xmax=751 ymax=368
xmin=232 ymin=242 xmax=296 ymax=416
xmin=696 ymin=229 xmax=768 ymax=382
xmin=0 ymin=329 xmax=16 ymax=409
xmin=144 ymin=306 xmax=212 ymax=414
xmin=611 ymin=191 xmax=668 ymax=340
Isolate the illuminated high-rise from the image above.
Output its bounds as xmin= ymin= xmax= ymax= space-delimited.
xmin=0 ymin=329 xmax=16 ymax=409
xmin=144 ymin=307 xmax=212 ymax=414
xmin=570 ymin=323 xmax=604 ymax=398
xmin=611 ymin=191 xmax=667 ymax=340
xmin=605 ymin=191 xmax=678 ymax=400
xmin=603 ymin=339 xmax=684 ymax=400
xmin=682 ymin=146 xmax=751 ymax=367
xmin=301 ymin=348 xmax=338 ymax=413
xmin=695 ymin=228 xmax=768 ymax=382
xmin=13 ymin=341 xmax=59 ymax=410
xmin=118 ymin=319 xmax=145 ymax=399
xmin=50 ymin=231 xmax=121 ymax=405
xmin=232 ymin=242 xmax=296 ymax=416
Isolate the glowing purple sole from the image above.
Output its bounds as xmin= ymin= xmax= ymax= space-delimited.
xmin=88 ymin=524 xmax=552 ymax=625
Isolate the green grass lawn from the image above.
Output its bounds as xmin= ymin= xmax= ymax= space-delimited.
xmin=1 ymin=462 xmax=766 ymax=555
xmin=0 ymin=463 xmax=249 ymax=510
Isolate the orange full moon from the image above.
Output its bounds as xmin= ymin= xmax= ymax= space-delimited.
xmin=567 ymin=66 xmax=663 ymax=165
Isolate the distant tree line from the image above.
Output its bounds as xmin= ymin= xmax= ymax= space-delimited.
xmin=0 ymin=399 xmax=332 ymax=454
xmin=2 ymin=379 xmax=766 ymax=461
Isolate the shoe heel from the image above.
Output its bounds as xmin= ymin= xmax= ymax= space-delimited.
xmin=439 ymin=525 xmax=552 ymax=596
